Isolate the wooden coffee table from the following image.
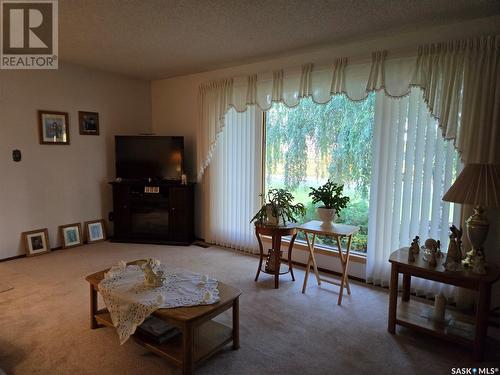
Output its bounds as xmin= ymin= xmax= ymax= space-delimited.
xmin=85 ymin=265 xmax=242 ymax=375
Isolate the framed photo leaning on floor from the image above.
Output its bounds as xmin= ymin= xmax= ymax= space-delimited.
xmin=59 ymin=223 xmax=83 ymax=249
xmin=22 ymin=228 xmax=50 ymax=256
xmin=84 ymin=219 xmax=107 ymax=243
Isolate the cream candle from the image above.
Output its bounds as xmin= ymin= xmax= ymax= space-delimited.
xmin=433 ymin=293 xmax=446 ymax=321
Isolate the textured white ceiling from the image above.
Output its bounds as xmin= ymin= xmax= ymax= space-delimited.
xmin=59 ymin=0 xmax=500 ymax=80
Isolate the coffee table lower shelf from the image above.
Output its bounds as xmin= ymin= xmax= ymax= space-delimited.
xmin=94 ymin=310 xmax=233 ymax=369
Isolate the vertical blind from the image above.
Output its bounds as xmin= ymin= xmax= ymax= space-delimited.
xmin=205 ymin=88 xmax=460 ymax=298
xmin=205 ymin=106 xmax=263 ymax=253
xmin=367 ymin=87 xmax=461 ymax=297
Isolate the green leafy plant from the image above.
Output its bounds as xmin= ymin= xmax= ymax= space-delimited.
xmin=251 ymin=188 xmax=306 ymax=226
xmin=309 ymin=179 xmax=350 ymax=214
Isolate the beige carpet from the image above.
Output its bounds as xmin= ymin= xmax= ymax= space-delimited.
xmin=0 ymin=242 xmax=498 ymax=374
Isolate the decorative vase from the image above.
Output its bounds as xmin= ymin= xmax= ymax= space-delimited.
xmin=265 ymin=204 xmax=279 ymax=225
xmin=317 ymin=207 xmax=337 ymax=227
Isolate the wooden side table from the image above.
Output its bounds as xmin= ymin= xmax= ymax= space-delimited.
xmin=298 ymin=221 xmax=359 ymax=305
xmin=254 ymin=223 xmax=298 ymax=289
xmin=388 ymin=247 xmax=500 ymax=361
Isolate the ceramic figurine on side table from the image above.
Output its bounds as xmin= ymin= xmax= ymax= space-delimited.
xmin=424 ymin=238 xmax=439 ymax=267
xmin=425 ymin=238 xmax=439 ymax=253
xmin=407 ymin=248 xmax=415 ymax=262
xmin=428 ymin=249 xmax=438 ymax=267
xmin=410 ymin=236 xmax=420 ymax=254
xmin=444 ymin=225 xmax=463 ymax=271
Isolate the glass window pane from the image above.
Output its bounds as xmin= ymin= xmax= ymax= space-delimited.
xmin=265 ymin=95 xmax=376 ymax=252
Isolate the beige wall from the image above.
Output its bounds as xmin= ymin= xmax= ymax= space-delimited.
xmin=0 ymin=63 xmax=151 ymax=259
xmin=151 ymin=15 xmax=500 ymax=281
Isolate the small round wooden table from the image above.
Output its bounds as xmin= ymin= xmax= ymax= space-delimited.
xmin=254 ymin=223 xmax=298 ymax=289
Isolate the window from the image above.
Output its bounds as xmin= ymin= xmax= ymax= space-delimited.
xmin=265 ymin=94 xmax=376 ymax=252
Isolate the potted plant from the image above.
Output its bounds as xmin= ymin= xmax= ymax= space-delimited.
xmin=309 ymin=179 xmax=350 ymax=226
xmin=251 ymin=188 xmax=306 ymax=226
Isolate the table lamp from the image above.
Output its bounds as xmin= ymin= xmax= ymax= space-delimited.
xmin=442 ymin=164 xmax=500 ymax=274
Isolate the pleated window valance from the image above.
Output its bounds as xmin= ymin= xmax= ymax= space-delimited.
xmin=197 ymin=35 xmax=499 ymax=180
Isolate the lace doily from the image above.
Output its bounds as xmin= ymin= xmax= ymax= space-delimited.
xmin=98 ymin=263 xmax=219 ymax=344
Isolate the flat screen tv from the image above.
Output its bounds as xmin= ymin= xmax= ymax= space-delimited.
xmin=115 ymin=135 xmax=184 ymax=180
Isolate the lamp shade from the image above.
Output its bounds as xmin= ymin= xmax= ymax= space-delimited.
xmin=442 ymin=164 xmax=500 ymax=207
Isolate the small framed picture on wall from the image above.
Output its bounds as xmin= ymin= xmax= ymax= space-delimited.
xmin=84 ymin=219 xmax=107 ymax=243
xmin=79 ymin=111 xmax=99 ymax=135
xmin=59 ymin=223 xmax=83 ymax=248
xmin=22 ymin=228 xmax=50 ymax=256
xmin=38 ymin=110 xmax=70 ymax=145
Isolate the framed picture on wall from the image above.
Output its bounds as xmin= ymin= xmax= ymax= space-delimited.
xmin=22 ymin=228 xmax=50 ymax=256
xmin=38 ymin=110 xmax=70 ymax=145
xmin=59 ymin=223 xmax=83 ymax=249
xmin=79 ymin=111 xmax=99 ymax=135
xmin=84 ymin=219 xmax=107 ymax=243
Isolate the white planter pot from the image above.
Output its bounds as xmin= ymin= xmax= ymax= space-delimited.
xmin=317 ymin=207 xmax=337 ymax=227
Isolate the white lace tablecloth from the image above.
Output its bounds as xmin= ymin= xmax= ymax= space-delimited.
xmin=98 ymin=264 xmax=220 ymax=344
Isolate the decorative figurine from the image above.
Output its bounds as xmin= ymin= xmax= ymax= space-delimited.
xmin=424 ymin=238 xmax=439 ymax=266
xmin=428 ymin=249 xmax=437 ymax=267
xmin=425 ymin=238 xmax=438 ymax=252
xmin=407 ymin=247 xmax=415 ymax=262
xmin=410 ymin=236 xmax=420 ymax=255
xmin=141 ymin=258 xmax=166 ymax=287
xmin=450 ymin=225 xmax=463 ymax=260
xmin=436 ymin=240 xmax=443 ymax=258
xmin=444 ymin=225 xmax=463 ymax=271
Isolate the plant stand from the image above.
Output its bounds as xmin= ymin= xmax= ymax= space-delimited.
xmin=254 ymin=223 xmax=298 ymax=289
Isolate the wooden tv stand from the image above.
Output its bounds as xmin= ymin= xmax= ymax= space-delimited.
xmin=110 ymin=180 xmax=195 ymax=245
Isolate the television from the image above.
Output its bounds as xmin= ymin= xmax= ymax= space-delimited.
xmin=115 ymin=135 xmax=184 ymax=180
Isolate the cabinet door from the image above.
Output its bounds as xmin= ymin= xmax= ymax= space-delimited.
xmin=113 ymin=185 xmax=131 ymax=236
xmin=169 ymin=187 xmax=189 ymax=209
xmin=168 ymin=186 xmax=193 ymax=242
xmin=169 ymin=207 xmax=190 ymax=242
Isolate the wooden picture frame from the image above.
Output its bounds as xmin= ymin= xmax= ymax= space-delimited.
xmin=38 ymin=110 xmax=70 ymax=145
xmin=22 ymin=228 xmax=50 ymax=256
xmin=59 ymin=223 xmax=83 ymax=248
xmin=79 ymin=111 xmax=99 ymax=135
xmin=84 ymin=219 xmax=107 ymax=243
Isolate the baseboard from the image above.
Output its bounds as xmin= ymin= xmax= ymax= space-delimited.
xmin=0 ymin=246 xmax=62 ymax=263
xmin=0 ymin=254 xmax=25 ymax=263
xmin=290 ymin=259 xmax=366 ymax=283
